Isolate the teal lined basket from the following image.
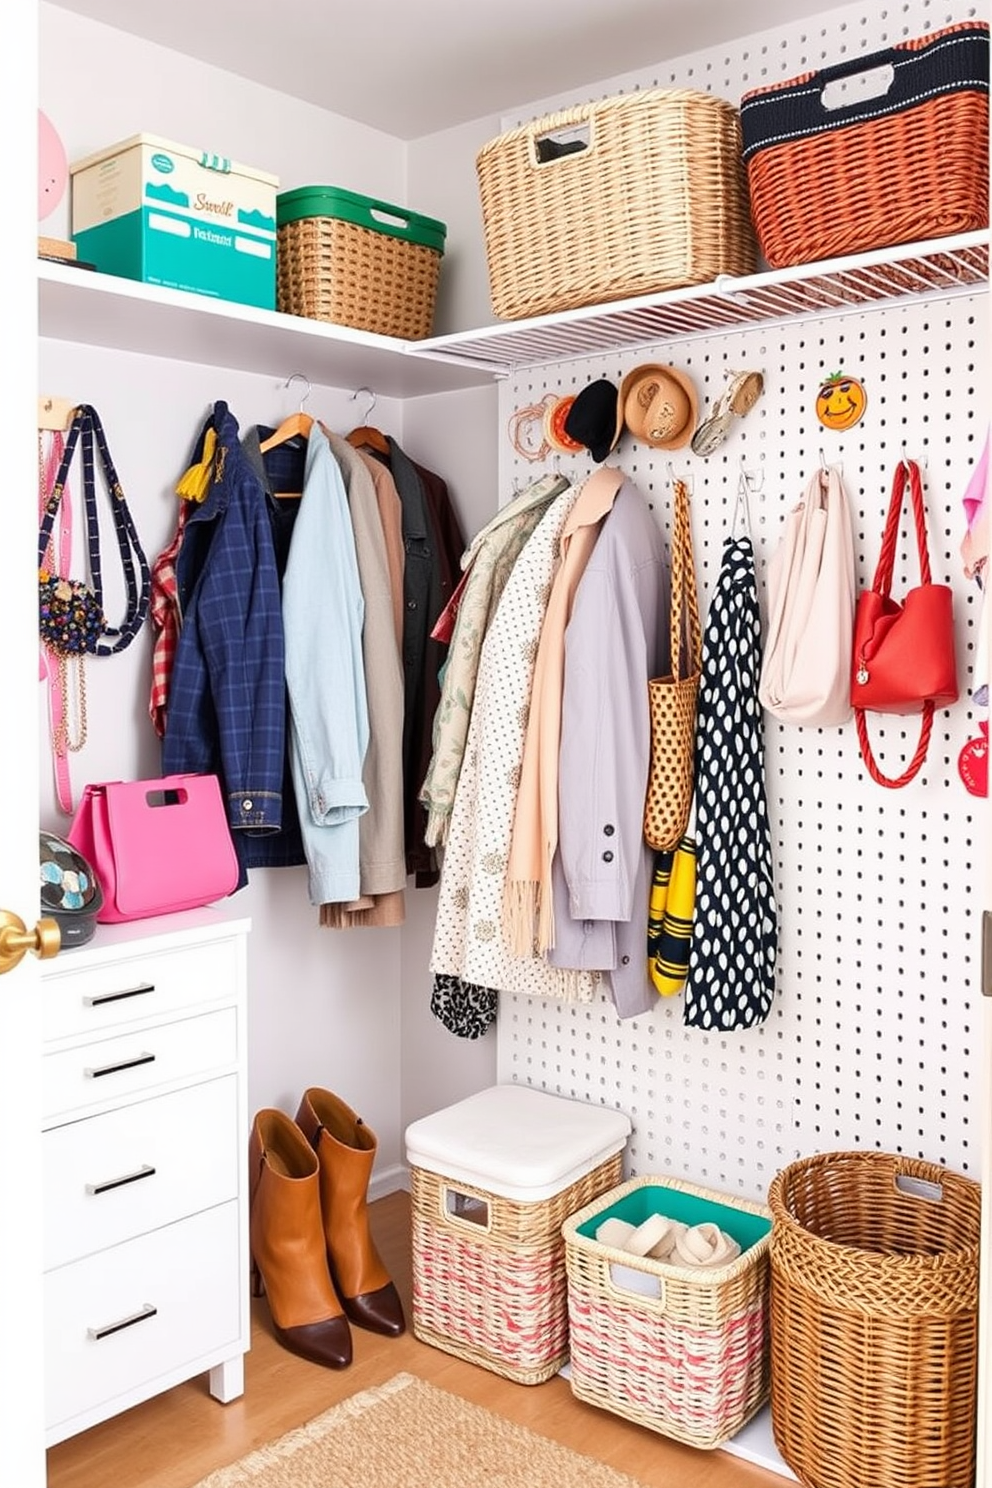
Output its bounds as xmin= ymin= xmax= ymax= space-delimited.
xmin=276 ymin=185 xmax=446 ymax=340
xmin=563 ymin=1174 xmax=772 ymax=1448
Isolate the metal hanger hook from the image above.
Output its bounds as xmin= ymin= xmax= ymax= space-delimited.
xmin=353 ymin=385 xmax=377 ymax=422
xmin=285 ymin=371 xmax=312 ymax=410
xmin=739 ymin=454 xmax=764 ymax=492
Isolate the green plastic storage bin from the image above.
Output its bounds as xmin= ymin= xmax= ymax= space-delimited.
xmin=276 ymin=185 xmax=446 ymax=339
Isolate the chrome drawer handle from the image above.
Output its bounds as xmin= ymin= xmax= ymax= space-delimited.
xmin=83 ymin=983 xmax=155 ymax=1007
xmin=84 ymin=1052 xmax=156 ymax=1079
xmin=87 ymin=1303 xmax=158 ymax=1341
xmin=86 ymin=1164 xmax=156 ymax=1196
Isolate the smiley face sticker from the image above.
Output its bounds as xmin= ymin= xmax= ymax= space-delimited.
xmin=815 ymin=371 xmax=868 ymax=432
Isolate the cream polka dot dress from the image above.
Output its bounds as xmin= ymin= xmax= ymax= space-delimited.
xmin=430 ymin=481 xmax=600 ymax=1006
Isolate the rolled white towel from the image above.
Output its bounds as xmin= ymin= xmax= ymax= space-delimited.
xmin=596 ymin=1217 xmax=636 ymax=1249
xmin=624 ymin=1214 xmax=687 ymax=1260
xmin=672 ymin=1221 xmax=741 ymax=1269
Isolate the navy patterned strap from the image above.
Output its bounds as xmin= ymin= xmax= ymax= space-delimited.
xmin=38 ymin=405 xmax=151 ymax=655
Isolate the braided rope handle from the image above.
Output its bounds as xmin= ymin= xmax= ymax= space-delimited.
xmin=669 ymin=478 xmax=702 ymax=678
xmin=855 ymin=459 xmax=937 ymax=789
xmin=855 ymin=703 xmax=934 ymax=789
xmin=871 ymin=458 xmax=932 ymax=597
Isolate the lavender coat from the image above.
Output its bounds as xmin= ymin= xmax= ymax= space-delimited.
xmin=547 ymin=479 xmax=669 ymax=1019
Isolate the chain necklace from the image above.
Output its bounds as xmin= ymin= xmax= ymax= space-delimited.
xmin=39 ymin=430 xmax=88 ymax=761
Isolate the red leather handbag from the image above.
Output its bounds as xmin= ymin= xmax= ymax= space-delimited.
xmin=851 ymin=459 xmax=958 ymax=788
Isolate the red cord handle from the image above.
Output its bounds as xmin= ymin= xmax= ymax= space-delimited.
xmin=855 ymin=703 xmax=934 ymax=789
xmin=871 ymin=459 xmax=932 ymax=599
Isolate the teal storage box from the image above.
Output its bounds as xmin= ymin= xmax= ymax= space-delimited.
xmin=276 ymin=185 xmax=446 ymax=339
xmin=70 ymin=134 xmax=279 ymax=309
xmin=563 ymin=1175 xmax=772 ymax=1449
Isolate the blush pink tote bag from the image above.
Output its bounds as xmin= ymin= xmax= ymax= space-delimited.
xmin=68 ymin=773 xmax=239 ymax=923
xmin=759 ymin=464 xmax=856 ymax=727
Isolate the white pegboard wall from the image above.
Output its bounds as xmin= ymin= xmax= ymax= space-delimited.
xmin=496 ymin=289 xmax=988 ymax=1200
xmin=503 ymin=0 xmax=987 ymax=132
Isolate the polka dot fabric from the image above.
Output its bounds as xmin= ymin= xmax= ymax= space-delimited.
xmin=430 ymin=482 xmax=600 ymax=1008
xmin=684 ymin=535 xmax=778 ymax=1030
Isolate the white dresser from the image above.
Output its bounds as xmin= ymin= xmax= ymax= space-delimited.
xmin=40 ymin=908 xmax=251 ymax=1447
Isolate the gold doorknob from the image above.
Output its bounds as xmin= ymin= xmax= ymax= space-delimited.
xmin=0 ymin=911 xmax=61 ymax=976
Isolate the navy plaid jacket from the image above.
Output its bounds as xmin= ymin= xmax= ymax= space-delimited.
xmin=162 ymin=402 xmax=286 ymax=873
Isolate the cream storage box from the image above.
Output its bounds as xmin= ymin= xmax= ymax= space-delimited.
xmin=70 ymin=134 xmax=278 ymax=309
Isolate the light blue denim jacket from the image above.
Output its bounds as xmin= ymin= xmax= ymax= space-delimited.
xmin=282 ymin=425 xmax=369 ymax=905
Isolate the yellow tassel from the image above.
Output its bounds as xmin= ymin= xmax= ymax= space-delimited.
xmin=175 ymin=426 xmax=218 ymax=502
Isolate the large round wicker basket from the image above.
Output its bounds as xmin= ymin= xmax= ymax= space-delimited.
xmin=768 ymin=1150 xmax=980 ymax=1488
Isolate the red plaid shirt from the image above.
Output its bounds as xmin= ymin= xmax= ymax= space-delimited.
xmin=148 ymin=502 xmax=188 ymax=737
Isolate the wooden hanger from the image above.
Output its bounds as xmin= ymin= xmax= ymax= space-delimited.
xmin=346 ymin=385 xmax=390 ymax=456
xmin=260 ymin=409 xmax=312 ymax=453
xmin=260 ymin=373 xmax=314 ymax=454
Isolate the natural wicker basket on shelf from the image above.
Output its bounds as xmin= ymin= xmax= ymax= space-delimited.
xmin=768 ymin=1149 xmax=981 ymax=1488
xmin=276 ymin=186 xmax=446 ymax=340
xmin=476 ymin=87 xmax=758 ymax=320
xmin=740 ymin=21 xmax=990 ymax=268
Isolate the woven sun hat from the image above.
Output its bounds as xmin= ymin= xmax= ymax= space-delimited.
xmin=545 ymin=394 xmax=585 ymax=455
xmin=618 ymin=363 xmax=699 ymax=450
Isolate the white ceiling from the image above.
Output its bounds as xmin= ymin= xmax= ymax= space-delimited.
xmin=49 ymin=0 xmax=842 ymax=139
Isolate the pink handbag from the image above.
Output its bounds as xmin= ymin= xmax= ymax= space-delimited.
xmin=68 ymin=773 xmax=239 ymax=923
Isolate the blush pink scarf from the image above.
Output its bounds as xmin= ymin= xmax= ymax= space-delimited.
xmin=503 ymin=466 xmax=624 ymax=957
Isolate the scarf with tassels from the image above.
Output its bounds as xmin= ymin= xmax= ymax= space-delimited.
xmin=503 ymin=466 xmax=625 ymax=957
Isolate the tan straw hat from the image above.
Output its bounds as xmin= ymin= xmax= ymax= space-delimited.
xmin=617 ymin=363 xmax=699 ymax=450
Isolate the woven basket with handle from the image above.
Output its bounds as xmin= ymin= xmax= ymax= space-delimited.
xmin=476 ymin=88 xmax=758 ymax=320
xmin=768 ymin=1149 xmax=980 ymax=1488
xmin=740 ymin=22 xmax=989 ymax=269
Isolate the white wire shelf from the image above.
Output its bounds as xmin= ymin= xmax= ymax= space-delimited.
xmin=416 ymin=230 xmax=990 ymax=375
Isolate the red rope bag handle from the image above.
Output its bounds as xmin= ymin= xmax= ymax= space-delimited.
xmin=854 ymin=460 xmax=935 ymax=790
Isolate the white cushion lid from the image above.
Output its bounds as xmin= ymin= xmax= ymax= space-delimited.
xmin=404 ymin=1084 xmax=631 ymax=1202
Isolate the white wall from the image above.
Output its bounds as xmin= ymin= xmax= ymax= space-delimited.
xmin=399 ymin=385 xmax=502 ymax=1134
xmin=408 ymin=115 xmax=502 ymax=334
xmin=39 ymin=4 xmax=408 ymax=241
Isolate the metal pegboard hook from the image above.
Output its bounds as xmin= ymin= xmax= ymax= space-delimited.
xmin=740 ymin=454 xmax=764 ymax=492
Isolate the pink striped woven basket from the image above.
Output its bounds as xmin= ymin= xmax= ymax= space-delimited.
xmin=563 ymin=1174 xmax=772 ymax=1448
xmin=410 ymin=1151 xmax=623 ymax=1384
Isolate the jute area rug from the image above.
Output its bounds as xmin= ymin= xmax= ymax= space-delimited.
xmin=189 ymin=1371 xmax=650 ymax=1488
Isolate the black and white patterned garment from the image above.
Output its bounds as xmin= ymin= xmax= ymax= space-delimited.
xmin=430 ymin=974 xmax=497 ymax=1039
xmin=684 ymin=535 xmax=778 ymax=1030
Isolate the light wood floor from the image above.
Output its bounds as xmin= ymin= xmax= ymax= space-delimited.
xmin=47 ymin=1191 xmax=785 ymax=1488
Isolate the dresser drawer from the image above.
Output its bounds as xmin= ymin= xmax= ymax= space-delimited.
xmin=45 ymin=1201 xmax=241 ymax=1436
xmin=42 ymin=1006 xmax=237 ymax=1122
xmin=42 ymin=937 xmax=239 ymax=1044
xmin=44 ymin=1075 xmax=239 ymax=1270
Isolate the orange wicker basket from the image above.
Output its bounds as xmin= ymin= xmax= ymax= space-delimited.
xmin=768 ymin=1150 xmax=980 ymax=1488
xmin=476 ymin=88 xmax=758 ymax=320
xmin=740 ymin=22 xmax=989 ymax=269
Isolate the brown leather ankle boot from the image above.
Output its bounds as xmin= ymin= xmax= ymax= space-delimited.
xmin=248 ymin=1108 xmax=353 ymax=1368
xmin=295 ymin=1088 xmax=406 ymax=1337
